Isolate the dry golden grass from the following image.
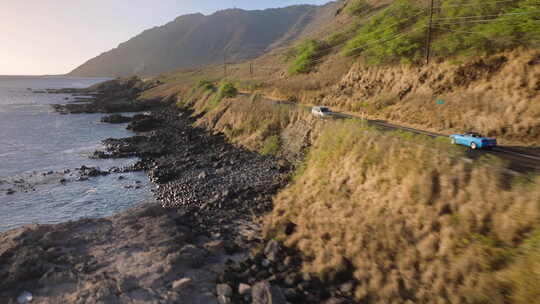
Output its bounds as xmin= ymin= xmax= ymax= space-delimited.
xmin=129 ymin=4 xmax=540 ymax=301
xmin=135 ymin=0 xmax=539 ymax=147
xmin=164 ymin=77 xmax=540 ymax=303
xmin=194 ymin=92 xmax=315 ymax=154
xmin=145 ymin=45 xmax=540 ymax=146
xmin=315 ymin=49 xmax=540 ymax=146
xmin=264 ymin=120 xmax=540 ymax=303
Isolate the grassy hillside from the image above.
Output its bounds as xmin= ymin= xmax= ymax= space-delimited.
xmin=265 ymin=120 xmax=540 ymax=303
xmin=143 ymin=81 xmax=540 ymax=303
xmin=145 ymin=0 xmax=540 ymax=146
xmin=130 ymin=1 xmax=540 ymax=302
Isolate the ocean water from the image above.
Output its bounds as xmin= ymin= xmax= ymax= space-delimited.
xmin=0 ymin=76 xmax=153 ymax=232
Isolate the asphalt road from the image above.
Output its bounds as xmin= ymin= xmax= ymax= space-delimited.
xmin=245 ymin=93 xmax=540 ymax=174
xmin=333 ymin=112 xmax=540 ymax=174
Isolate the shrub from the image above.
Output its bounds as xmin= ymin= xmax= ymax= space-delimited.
xmin=176 ymin=99 xmax=186 ymax=109
xmin=288 ymin=39 xmax=327 ymax=75
xmin=197 ymin=79 xmax=215 ymax=91
xmin=325 ymin=32 xmax=351 ymax=48
xmin=217 ymin=81 xmax=238 ymax=98
xmin=200 ymin=82 xmax=237 ymax=112
xmin=240 ymin=81 xmax=266 ymax=92
xmin=261 ymin=135 xmax=281 ymax=156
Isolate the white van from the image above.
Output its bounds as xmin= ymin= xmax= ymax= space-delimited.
xmin=311 ymin=106 xmax=332 ymax=117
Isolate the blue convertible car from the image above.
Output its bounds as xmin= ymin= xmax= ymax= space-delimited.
xmin=450 ymin=132 xmax=497 ymax=150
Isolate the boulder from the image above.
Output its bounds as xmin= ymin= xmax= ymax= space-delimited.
xmin=216 ymin=283 xmax=233 ymax=297
xmin=172 ymin=278 xmax=193 ymax=291
xmin=217 ymin=295 xmax=231 ymax=304
xmin=264 ymin=240 xmax=281 ymax=262
xmin=100 ymin=114 xmax=132 ymax=124
xmin=252 ymin=281 xmax=286 ymax=304
xmin=127 ymin=117 xmax=160 ymax=132
xmin=198 ymin=171 xmax=208 ymax=180
xmin=238 ymin=283 xmax=251 ymax=295
xmin=17 ymin=291 xmax=33 ymax=304
xmin=173 ymin=245 xmax=207 ymax=268
xmin=204 ymin=240 xmax=225 ymax=254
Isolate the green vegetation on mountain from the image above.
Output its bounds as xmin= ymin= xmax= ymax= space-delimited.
xmin=288 ymin=39 xmax=328 ymax=75
xmin=434 ymin=0 xmax=540 ymax=57
xmin=197 ymin=79 xmax=215 ymax=92
xmin=340 ymin=0 xmax=540 ymax=64
xmin=217 ymin=81 xmax=238 ymax=98
xmin=280 ymin=0 xmax=540 ymax=73
xmin=343 ymin=0 xmax=426 ymax=64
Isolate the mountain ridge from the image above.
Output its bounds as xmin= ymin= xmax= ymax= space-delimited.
xmin=69 ymin=3 xmax=340 ymax=77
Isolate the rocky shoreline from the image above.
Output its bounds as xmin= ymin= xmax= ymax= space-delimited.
xmin=0 ymin=80 xmax=357 ymax=304
xmin=50 ymin=77 xmax=164 ymax=114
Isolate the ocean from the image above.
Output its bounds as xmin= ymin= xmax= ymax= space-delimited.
xmin=0 ymin=76 xmax=152 ymax=232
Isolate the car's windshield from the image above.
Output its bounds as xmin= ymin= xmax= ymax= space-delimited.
xmin=320 ymin=107 xmax=330 ymax=112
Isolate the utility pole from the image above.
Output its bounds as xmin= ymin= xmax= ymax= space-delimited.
xmin=249 ymin=63 xmax=253 ymax=78
xmin=425 ymin=0 xmax=435 ymax=65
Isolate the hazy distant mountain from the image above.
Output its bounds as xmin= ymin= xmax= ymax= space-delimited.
xmin=69 ymin=3 xmax=339 ymax=77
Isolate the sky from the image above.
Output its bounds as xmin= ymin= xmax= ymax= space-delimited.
xmin=0 ymin=0 xmax=329 ymax=75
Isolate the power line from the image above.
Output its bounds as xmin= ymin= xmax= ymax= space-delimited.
xmin=251 ymin=25 xmax=426 ymax=69
xmin=268 ymin=6 xmax=387 ymax=55
xmin=308 ymin=26 xmax=426 ymax=64
xmin=434 ymin=16 xmax=538 ymax=25
xmin=268 ymin=8 xmax=429 ymax=59
xmin=306 ymin=14 xmax=429 ymax=61
xmin=235 ymin=1 xmax=538 ymax=75
xmin=284 ymin=8 xmax=429 ymax=63
xmin=267 ymin=10 xmax=381 ymax=57
xmin=433 ymin=25 xmax=540 ymax=42
xmin=434 ymin=10 xmax=540 ymax=21
xmin=434 ymin=0 xmax=538 ymax=9
xmin=350 ymin=26 xmax=425 ymax=51
xmin=432 ymin=26 xmax=494 ymax=34
xmin=360 ymin=9 xmax=428 ymax=35
xmin=316 ymin=20 xmax=425 ymax=59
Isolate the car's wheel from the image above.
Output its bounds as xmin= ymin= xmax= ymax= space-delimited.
xmin=470 ymin=142 xmax=477 ymax=150
xmin=451 ymin=138 xmax=456 ymax=145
